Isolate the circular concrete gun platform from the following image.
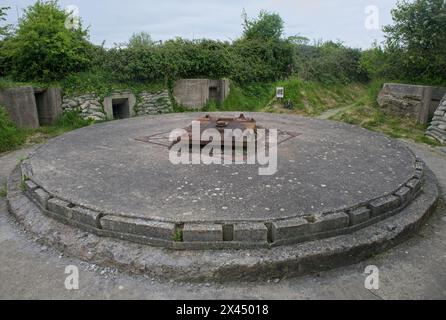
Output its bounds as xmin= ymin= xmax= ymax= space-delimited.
xmin=7 ymin=113 xmax=439 ymax=280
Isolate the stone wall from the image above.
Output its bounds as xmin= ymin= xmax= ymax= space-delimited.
xmin=426 ymin=95 xmax=446 ymax=144
xmin=62 ymin=90 xmax=172 ymax=121
xmin=135 ymin=90 xmax=172 ymax=115
xmin=62 ymin=94 xmax=106 ymax=121
xmin=377 ymin=83 xmax=446 ymax=125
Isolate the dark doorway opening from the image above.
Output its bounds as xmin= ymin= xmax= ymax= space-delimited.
xmin=34 ymin=89 xmax=46 ymax=126
xmin=209 ymin=86 xmax=219 ymax=102
xmin=112 ymin=98 xmax=130 ymax=119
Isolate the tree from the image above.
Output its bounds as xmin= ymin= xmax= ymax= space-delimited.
xmin=242 ymin=10 xmax=284 ymax=41
xmin=0 ymin=6 xmax=11 ymax=39
xmin=1 ymin=0 xmax=93 ymax=81
xmin=383 ymin=0 xmax=446 ymax=84
xmin=127 ymin=31 xmax=155 ymax=49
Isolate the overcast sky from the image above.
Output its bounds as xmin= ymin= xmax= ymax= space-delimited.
xmin=3 ymin=0 xmax=400 ymax=48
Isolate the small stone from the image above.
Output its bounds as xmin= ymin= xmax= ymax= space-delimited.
xmin=386 ymin=224 xmax=397 ymax=231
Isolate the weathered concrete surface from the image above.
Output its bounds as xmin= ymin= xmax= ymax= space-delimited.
xmin=0 ymin=87 xmax=40 ymax=128
xmin=21 ymin=113 xmax=427 ymax=249
xmin=4 ymin=113 xmax=440 ymax=280
xmin=5 ymin=162 xmax=439 ymax=282
xmin=377 ymin=83 xmax=446 ymax=125
xmin=0 ymin=140 xmax=445 ymax=299
xmin=173 ymin=79 xmax=230 ymax=109
xmin=173 ymin=79 xmax=209 ymax=109
xmin=26 ymin=113 xmax=417 ymax=224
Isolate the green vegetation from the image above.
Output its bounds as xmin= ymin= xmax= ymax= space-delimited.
xmin=0 ymin=2 xmax=368 ymax=89
xmin=208 ymin=79 xmax=365 ymax=116
xmin=204 ymin=82 xmax=275 ymax=112
xmin=24 ymin=110 xmax=94 ymax=145
xmin=1 ymin=1 xmax=93 ymax=82
xmin=173 ymin=226 xmax=184 ymax=242
xmin=0 ymin=182 xmax=7 ymax=197
xmin=295 ymin=41 xmax=367 ymax=85
xmin=330 ymin=80 xmax=441 ymax=146
xmin=0 ymin=0 xmax=444 ymax=87
xmin=361 ymin=0 xmax=446 ymax=86
xmin=0 ymin=106 xmax=93 ymax=154
xmin=0 ymin=6 xmax=11 ymax=39
xmin=268 ymin=79 xmax=366 ymax=115
xmin=0 ymin=106 xmax=27 ymax=153
xmin=0 ymin=0 xmax=444 ymax=153
xmin=60 ymin=71 xmax=166 ymax=97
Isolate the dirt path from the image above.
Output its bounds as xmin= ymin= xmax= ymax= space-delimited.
xmin=0 ymin=141 xmax=445 ymax=299
xmin=317 ymin=105 xmax=352 ymax=120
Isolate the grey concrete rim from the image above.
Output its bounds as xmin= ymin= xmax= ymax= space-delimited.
xmin=7 ymin=165 xmax=439 ymax=282
xmin=18 ymin=112 xmax=427 ymax=250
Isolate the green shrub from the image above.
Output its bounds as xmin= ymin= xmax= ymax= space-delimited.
xmin=220 ymin=82 xmax=275 ymax=111
xmin=0 ymin=106 xmax=26 ymax=153
xmin=100 ymin=11 xmax=293 ymax=85
xmin=296 ymin=41 xmax=367 ymax=85
xmin=1 ymin=0 xmax=94 ymax=81
xmin=60 ymin=71 xmax=166 ymax=97
xmin=360 ymin=0 xmax=446 ymax=86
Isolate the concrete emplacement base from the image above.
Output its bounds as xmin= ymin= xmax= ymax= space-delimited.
xmin=7 ymin=113 xmax=439 ymax=281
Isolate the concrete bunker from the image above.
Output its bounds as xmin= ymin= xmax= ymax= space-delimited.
xmin=173 ymin=79 xmax=230 ymax=109
xmin=103 ymin=92 xmax=136 ymax=120
xmin=378 ymin=83 xmax=446 ymax=125
xmin=34 ymin=88 xmax=62 ymax=126
xmin=0 ymin=86 xmax=62 ymax=128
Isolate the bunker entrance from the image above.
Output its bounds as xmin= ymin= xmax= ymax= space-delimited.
xmin=209 ymin=86 xmax=219 ymax=102
xmin=112 ymin=98 xmax=130 ymax=119
xmin=34 ymin=89 xmax=46 ymax=126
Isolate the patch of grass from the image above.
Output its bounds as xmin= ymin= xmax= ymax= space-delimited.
xmin=0 ymin=108 xmax=98 ymax=154
xmin=24 ymin=111 xmax=95 ymax=145
xmin=0 ymin=77 xmax=50 ymax=90
xmin=285 ymin=79 xmax=366 ymax=115
xmin=0 ymin=182 xmax=6 ymax=198
xmin=218 ymin=82 xmax=275 ymax=112
xmin=258 ymin=78 xmax=367 ymax=116
xmin=173 ymin=226 xmax=184 ymax=242
xmin=55 ymin=110 xmax=94 ymax=130
xmin=330 ymin=97 xmax=442 ymax=147
xmin=20 ymin=180 xmax=27 ymax=192
xmin=0 ymin=106 xmax=27 ymax=153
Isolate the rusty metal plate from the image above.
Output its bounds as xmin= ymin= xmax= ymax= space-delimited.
xmin=178 ymin=114 xmax=258 ymax=147
xmin=135 ymin=114 xmax=301 ymax=150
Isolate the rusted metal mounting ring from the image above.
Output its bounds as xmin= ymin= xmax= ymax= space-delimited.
xmin=216 ymin=120 xmax=229 ymax=127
